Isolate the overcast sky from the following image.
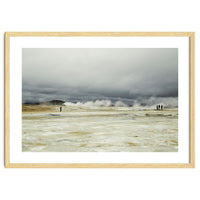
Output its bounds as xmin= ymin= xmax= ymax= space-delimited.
xmin=22 ymin=48 xmax=178 ymax=103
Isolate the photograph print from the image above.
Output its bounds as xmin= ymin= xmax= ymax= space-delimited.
xmin=22 ymin=48 xmax=178 ymax=152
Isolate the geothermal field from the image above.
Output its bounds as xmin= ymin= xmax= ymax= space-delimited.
xmin=22 ymin=103 xmax=178 ymax=152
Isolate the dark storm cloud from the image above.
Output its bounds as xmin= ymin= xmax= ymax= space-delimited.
xmin=22 ymin=48 xmax=178 ymax=103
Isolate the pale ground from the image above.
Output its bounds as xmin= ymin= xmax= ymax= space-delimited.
xmin=22 ymin=105 xmax=178 ymax=152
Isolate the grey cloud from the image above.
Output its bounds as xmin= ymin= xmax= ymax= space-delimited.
xmin=22 ymin=48 xmax=178 ymax=103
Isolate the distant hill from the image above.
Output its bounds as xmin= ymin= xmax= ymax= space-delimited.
xmin=23 ymin=100 xmax=65 ymax=105
xmin=40 ymin=100 xmax=65 ymax=105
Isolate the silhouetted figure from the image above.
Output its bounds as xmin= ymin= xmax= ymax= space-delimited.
xmin=156 ymin=104 xmax=164 ymax=110
xmin=60 ymin=106 xmax=62 ymax=112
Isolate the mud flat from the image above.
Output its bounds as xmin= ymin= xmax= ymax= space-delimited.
xmin=22 ymin=106 xmax=178 ymax=152
xmin=22 ymin=105 xmax=58 ymax=112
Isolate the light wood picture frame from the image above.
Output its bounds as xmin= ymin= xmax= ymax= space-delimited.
xmin=5 ymin=32 xmax=195 ymax=168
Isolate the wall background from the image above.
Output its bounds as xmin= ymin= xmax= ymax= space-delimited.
xmin=0 ymin=1 xmax=199 ymax=199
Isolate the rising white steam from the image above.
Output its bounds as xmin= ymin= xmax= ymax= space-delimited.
xmin=64 ymin=97 xmax=178 ymax=109
xmin=64 ymin=100 xmax=112 ymax=107
xmin=133 ymin=96 xmax=178 ymax=109
xmin=114 ymin=101 xmax=128 ymax=107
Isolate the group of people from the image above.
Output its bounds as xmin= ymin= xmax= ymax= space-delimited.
xmin=156 ymin=104 xmax=164 ymax=110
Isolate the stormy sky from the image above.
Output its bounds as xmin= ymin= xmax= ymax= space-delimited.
xmin=22 ymin=48 xmax=178 ymax=104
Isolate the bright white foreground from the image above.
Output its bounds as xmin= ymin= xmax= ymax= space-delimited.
xmin=22 ymin=106 xmax=178 ymax=152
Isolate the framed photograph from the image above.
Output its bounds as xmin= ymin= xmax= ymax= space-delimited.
xmin=5 ymin=32 xmax=195 ymax=168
